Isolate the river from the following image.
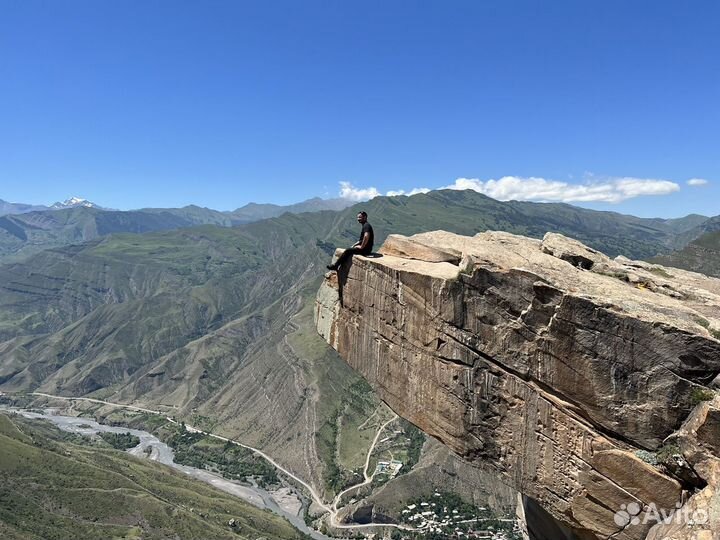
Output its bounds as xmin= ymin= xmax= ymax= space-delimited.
xmin=4 ymin=408 xmax=333 ymax=540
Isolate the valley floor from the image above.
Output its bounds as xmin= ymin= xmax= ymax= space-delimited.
xmin=14 ymin=392 xmax=470 ymax=537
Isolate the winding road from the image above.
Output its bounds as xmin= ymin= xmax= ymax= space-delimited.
xmin=30 ymin=392 xmax=417 ymax=533
xmin=332 ymin=414 xmax=397 ymax=513
xmin=327 ymin=412 xmax=418 ymax=532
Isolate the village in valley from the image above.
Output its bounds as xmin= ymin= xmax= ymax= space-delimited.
xmin=395 ymin=492 xmax=522 ymax=540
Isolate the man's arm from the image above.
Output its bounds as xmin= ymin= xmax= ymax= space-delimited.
xmin=358 ymin=232 xmax=370 ymax=250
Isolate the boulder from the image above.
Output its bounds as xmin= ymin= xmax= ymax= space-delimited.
xmin=378 ymin=233 xmax=462 ymax=264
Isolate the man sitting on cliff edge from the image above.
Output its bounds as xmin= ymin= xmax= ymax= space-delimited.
xmin=326 ymin=211 xmax=374 ymax=271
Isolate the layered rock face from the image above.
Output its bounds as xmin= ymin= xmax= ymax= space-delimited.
xmin=315 ymin=231 xmax=720 ymax=540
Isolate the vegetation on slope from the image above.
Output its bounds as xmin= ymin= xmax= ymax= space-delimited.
xmin=0 ymin=412 xmax=308 ymax=540
xmin=165 ymin=425 xmax=280 ymax=487
xmin=315 ymin=378 xmax=378 ymax=493
xmin=652 ymin=230 xmax=720 ymax=278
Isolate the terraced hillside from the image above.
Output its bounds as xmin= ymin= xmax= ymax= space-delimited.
xmin=0 ymin=190 xmax=717 ymax=508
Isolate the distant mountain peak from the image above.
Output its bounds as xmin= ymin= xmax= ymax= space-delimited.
xmin=50 ymin=197 xmax=100 ymax=210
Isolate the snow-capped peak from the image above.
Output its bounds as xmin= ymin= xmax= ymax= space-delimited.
xmin=50 ymin=197 xmax=99 ymax=210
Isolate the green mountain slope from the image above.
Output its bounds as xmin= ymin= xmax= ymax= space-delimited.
xmin=228 ymin=197 xmax=353 ymax=223
xmin=651 ymin=230 xmax=720 ymax=278
xmin=338 ymin=190 xmax=700 ymax=258
xmin=0 ymin=412 xmax=308 ymax=540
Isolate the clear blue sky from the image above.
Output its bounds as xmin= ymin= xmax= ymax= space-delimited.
xmin=1 ymin=1 xmax=718 ymax=217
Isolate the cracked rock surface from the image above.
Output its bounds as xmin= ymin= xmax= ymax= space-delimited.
xmin=315 ymin=231 xmax=720 ymax=540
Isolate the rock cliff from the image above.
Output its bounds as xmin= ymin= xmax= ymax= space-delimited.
xmin=315 ymin=231 xmax=720 ymax=540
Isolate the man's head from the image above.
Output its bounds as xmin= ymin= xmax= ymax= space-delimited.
xmin=357 ymin=211 xmax=367 ymax=224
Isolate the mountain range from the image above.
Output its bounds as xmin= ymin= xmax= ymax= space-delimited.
xmin=0 ymin=196 xmax=103 ymax=215
xmin=0 ymin=192 xmax=713 ymax=264
xmin=0 ymin=196 xmax=355 ymax=262
xmin=1 ymin=189 xmax=719 ymax=536
xmin=0 ymin=195 xmax=352 ymax=218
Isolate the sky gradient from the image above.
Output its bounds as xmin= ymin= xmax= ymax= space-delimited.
xmin=1 ymin=1 xmax=718 ymax=217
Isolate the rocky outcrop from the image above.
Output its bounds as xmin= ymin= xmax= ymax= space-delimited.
xmin=644 ymin=396 xmax=720 ymax=540
xmin=315 ymin=231 xmax=720 ymax=540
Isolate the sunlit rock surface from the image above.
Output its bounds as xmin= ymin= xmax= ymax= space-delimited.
xmin=316 ymin=231 xmax=720 ymax=540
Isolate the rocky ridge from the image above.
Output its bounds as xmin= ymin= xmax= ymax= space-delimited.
xmin=315 ymin=230 xmax=720 ymax=540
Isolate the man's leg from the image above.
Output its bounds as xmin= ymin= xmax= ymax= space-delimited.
xmin=327 ymin=247 xmax=361 ymax=270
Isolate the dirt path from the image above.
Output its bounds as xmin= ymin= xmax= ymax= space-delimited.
xmin=331 ymin=413 xmax=397 ymax=514
xmin=327 ymin=413 xmax=417 ymax=532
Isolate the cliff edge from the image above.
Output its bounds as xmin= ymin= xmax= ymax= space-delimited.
xmin=315 ymin=230 xmax=720 ymax=540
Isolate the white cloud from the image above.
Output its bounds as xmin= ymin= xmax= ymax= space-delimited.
xmin=687 ymin=178 xmax=709 ymax=186
xmin=340 ymin=182 xmax=430 ymax=200
xmin=339 ymin=181 xmax=381 ymax=201
xmin=340 ymin=175 xmax=681 ymax=204
xmin=386 ymin=187 xmax=431 ymax=197
xmin=440 ymin=176 xmax=679 ymax=203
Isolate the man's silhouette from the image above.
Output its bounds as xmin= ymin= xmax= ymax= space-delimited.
xmin=327 ymin=211 xmax=374 ymax=271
